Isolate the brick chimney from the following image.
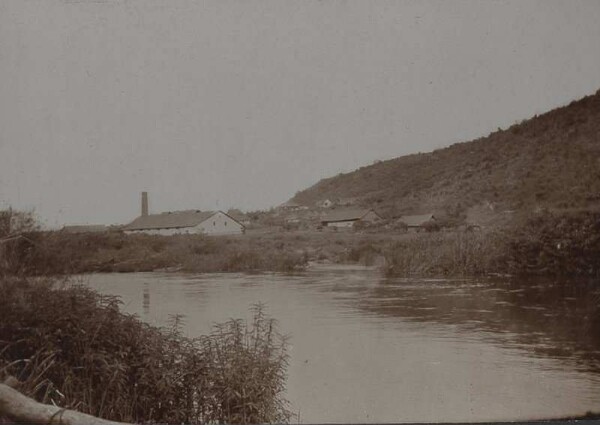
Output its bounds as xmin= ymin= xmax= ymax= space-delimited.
xmin=141 ymin=192 xmax=148 ymax=217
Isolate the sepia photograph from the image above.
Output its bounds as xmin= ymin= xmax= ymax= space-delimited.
xmin=1 ymin=0 xmax=599 ymax=423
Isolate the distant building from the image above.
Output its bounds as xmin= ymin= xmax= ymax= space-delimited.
xmin=285 ymin=214 xmax=301 ymax=224
xmin=397 ymin=214 xmax=436 ymax=232
xmin=335 ymin=197 xmax=358 ymax=206
xmin=123 ymin=210 xmax=244 ymax=236
xmin=123 ymin=192 xmax=244 ymax=236
xmin=316 ymin=199 xmax=333 ymax=208
xmin=278 ymin=201 xmax=307 ymax=211
xmin=62 ymin=224 xmax=107 ymax=234
xmin=321 ymin=208 xmax=382 ymax=228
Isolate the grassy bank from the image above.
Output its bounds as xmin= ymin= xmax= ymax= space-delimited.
xmin=383 ymin=231 xmax=505 ymax=276
xmin=1 ymin=231 xmax=310 ymax=275
xmin=1 ymin=228 xmax=403 ymax=276
xmin=383 ymin=210 xmax=600 ymax=277
xmin=0 ymin=276 xmax=290 ymax=424
xmin=2 ymin=209 xmax=599 ymax=278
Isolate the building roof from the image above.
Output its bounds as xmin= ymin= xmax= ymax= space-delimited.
xmin=397 ymin=214 xmax=435 ymax=227
xmin=123 ymin=210 xmax=228 ymax=231
xmin=321 ymin=208 xmax=377 ymax=223
xmin=279 ymin=200 xmax=303 ymax=208
xmin=62 ymin=224 xmax=107 ymax=233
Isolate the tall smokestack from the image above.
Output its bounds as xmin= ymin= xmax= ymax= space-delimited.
xmin=141 ymin=192 xmax=148 ymax=217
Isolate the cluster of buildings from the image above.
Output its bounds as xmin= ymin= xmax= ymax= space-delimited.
xmin=318 ymin=209 xmax=435 ymax=231
xmin=279 ymin=198 xmax=436 ymax=231
xmin=61 ymin=193 xmax=438 ymax=235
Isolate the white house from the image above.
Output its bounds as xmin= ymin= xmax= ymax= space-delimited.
xmin=123 ymin=210 xmax=244 ymax=235
xmin=123 ymin=193 xmax=244 ymax=236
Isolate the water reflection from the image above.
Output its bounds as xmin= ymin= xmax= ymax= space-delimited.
xmin=316 ymin=273 xmax=600 ymax=374
xmin=143 ymin=282 xmax=150 ymax=316
xmin=83 ymin=269 xmax=600 ymax=422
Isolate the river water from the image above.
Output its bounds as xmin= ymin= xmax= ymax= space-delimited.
xmin=82 ymin=266 xmax=600 ymax=423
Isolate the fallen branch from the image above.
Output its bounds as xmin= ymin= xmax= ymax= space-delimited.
xmin=0 ymin=381 xmax=131 ymax=425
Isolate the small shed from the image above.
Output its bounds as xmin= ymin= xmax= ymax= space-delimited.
xmin=321 ymin=209 xmax=382 ymax=228
xmin=285 ymin=215 xmax=301 ymax=224
xmin=316 ymin=199 xmax=334 ymax=208
xmin=278 ymin=201 xmax=306 ymax=211
xmin=397 ymin=214 xmax=436 ymax=232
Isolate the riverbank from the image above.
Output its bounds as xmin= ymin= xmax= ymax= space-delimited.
xmin=3 ymin=209 xmax=599 ymax=278
xmin=2 ymin=227 xmax=397 ymax=275
xmin=0 ymin=275 xmax=291 ymax=424
xmin=383 ymin=209 xmax=600 ymax=277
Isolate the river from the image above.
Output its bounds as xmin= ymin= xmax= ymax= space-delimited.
xmin=81 ymin=265 xmax=600 ymax=423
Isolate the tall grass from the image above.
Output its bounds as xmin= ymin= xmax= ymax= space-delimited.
xmin=0 ymin=231 xmax=307 ymax=276
xmin=384 ymin=210 xmax=600 ymax=277
xmin=383 ymin=231 xmax=504 ymax=276
xmin=0 ymin=276 xmax=291 ymax=424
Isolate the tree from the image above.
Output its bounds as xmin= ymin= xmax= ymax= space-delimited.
xmin=0 ymin=209 xmax=38 ymax=238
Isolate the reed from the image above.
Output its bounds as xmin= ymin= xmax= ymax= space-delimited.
xmin=0 ymin=276 xmax=291 ymax=424
xmin=383 ymin=231 xmax=504 ymax=277
xmin=0 ymin=231 xmax=307 ymax=276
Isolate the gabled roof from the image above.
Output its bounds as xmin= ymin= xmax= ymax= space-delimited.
xmin=321 ymin=208 xmax=378 ymax=223
xmin=397 ymin=214 xmax=435 ymax=227
xmin=62 ymin=224 xmax=107 ymax=233
xmin=123 ymin=210 xmax=221 ymax=231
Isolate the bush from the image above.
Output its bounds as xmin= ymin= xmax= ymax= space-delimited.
xmin=504 ymin=210 xmax=600 ymax=276
xmin=422 ymin=221 xmax=441 ymax=233
xmin=346 ymin=242 xmax=381 ymax=265
xmin=0 ymin=277 xmax=291 ymax=424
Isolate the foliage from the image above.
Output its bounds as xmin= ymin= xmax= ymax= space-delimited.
xmin=504 ymin=210 xmax=600 ymax=276
xmin=0 ymin=209 xmax=38 ymax=237
xmin=0 ymin=210 xmax=40 ymax=276
xmin=384 ymin=232 xmax=505 ymax=277
xmin=291 ymin=90 xmax=600 ymax=222
xmin=384 ymin=209 xmax=600 ymax=277
xmin=345 ymin=241 xmax=383 ymax=266
xmin=0 ymin=230 xmax=307 ymax=276
xmin=198 ymin=304 xmax=290 ymax=424
xmin=0 ymin=277 xmax=291 ymax=424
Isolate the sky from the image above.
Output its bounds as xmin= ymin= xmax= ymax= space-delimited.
xmin=1 ymin=0 xmax=599 ymax=227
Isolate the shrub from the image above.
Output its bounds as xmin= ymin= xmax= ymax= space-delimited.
xmin=504 ymin=210 xmax=600 ymax=276
xmin=422 ymin=221 xmax=441 ymax=233
xmin=346 ymin=242 xmax=381 ymax=265
xmin=0 ymin=277 xmax=291 ymax=424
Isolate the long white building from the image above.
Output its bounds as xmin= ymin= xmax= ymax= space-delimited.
xmin=123 ymin=192 xmax=244 ymax=236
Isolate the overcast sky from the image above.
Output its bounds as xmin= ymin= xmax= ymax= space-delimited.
xmin=1 ymin=0 xmax=599 ymax=227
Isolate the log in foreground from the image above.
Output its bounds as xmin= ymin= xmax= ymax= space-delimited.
xmin=0 ymin=381 xmax=131 ymax=425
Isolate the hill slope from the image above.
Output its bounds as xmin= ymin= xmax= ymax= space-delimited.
xmin=291 ymin=89 xmax=600 ymax=223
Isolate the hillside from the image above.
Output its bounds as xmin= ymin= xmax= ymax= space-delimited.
xmin=290 ymin=89 xmax=600 ymax=224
